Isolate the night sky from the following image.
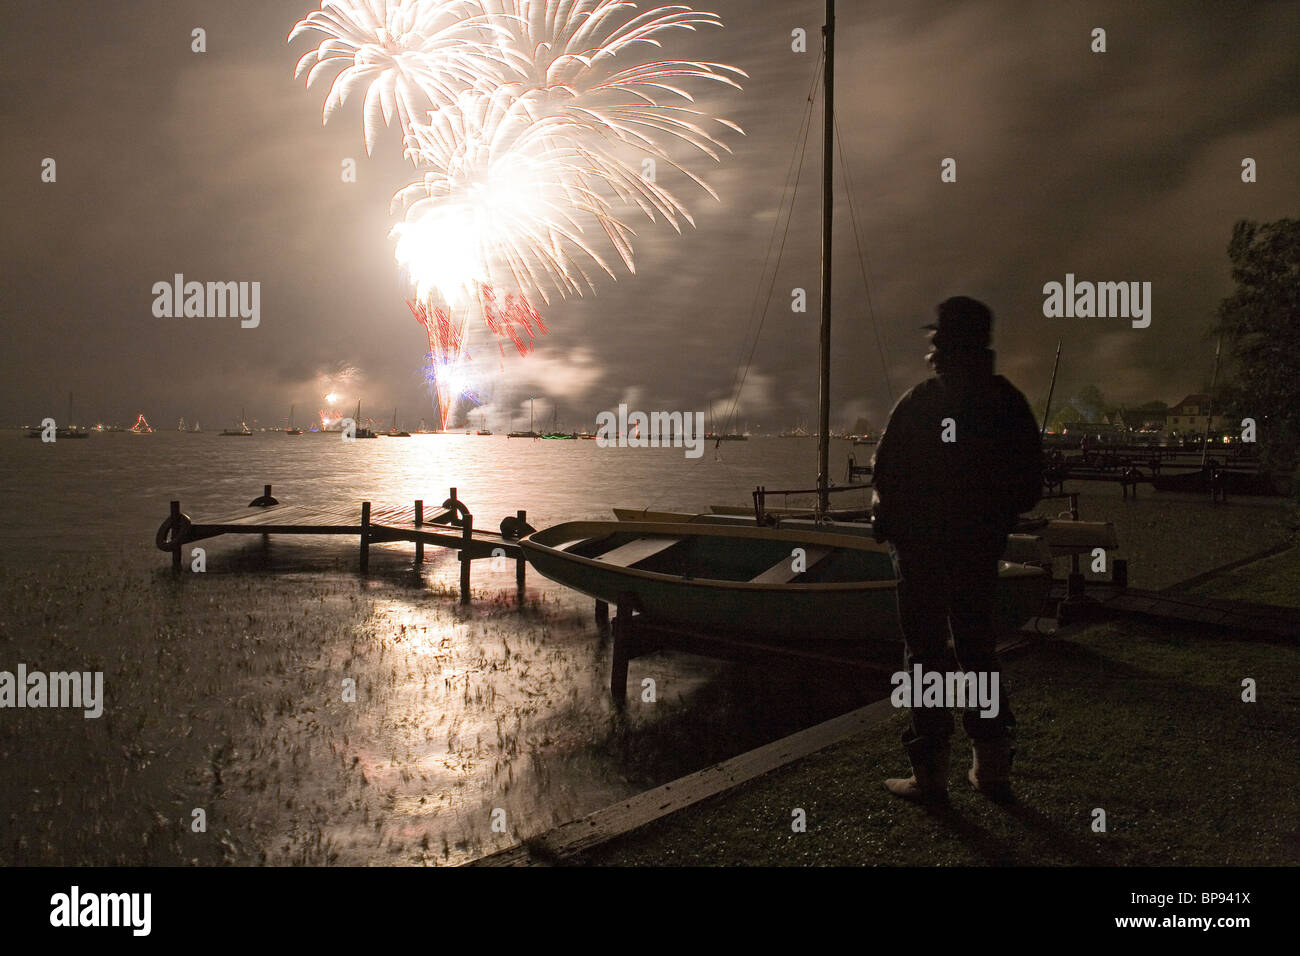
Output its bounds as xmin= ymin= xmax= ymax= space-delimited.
xmin=3 ymin=0 xmax=1297 ymax=432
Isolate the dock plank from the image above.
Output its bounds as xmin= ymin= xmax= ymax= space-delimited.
xmin=165 ymin=495 xmax=525 ymax=560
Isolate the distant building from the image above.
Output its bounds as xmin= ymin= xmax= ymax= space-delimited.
xmin=1061 ymin=420 xmax=1125 ymax=441
xmin=1165 ymin=394 xmax=1231 ymax=434
xmin=1131 ymin=408 xmax=1169 ymax=431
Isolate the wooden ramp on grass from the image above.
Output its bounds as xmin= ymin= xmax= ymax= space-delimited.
xmin=472 ymin=626 xmax=1042 ymax=867
xmin=1084 ymin=585 xmax=1299 ymax=640
xmin=468 ymin=697 xmax=899 ymax=866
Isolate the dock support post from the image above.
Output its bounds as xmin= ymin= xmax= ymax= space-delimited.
xmin=460 ymin=513 xmax=472 ymax=604
xmin=360 ymin=501 xmax=371 ymax=574
xmin=515 ymin=509 xmax=527 ymax=600
xmin=414 ymin=500 xmax=424 ymax=564
xmin=170 ymin=500 xmax=182 ymax=573
xmin=609 ymin=592 xmax=643 ymax=702
xmin=610 ymin=612 xmax=630 ymax=702
xmin=1112 ymin=558 xmax=1128 ymax=589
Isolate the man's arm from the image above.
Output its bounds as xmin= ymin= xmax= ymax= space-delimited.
xmin=870 ymin=391 xmax=914 ymax=540
xmin=1005 ymin=389 xmax=1044 ymax=515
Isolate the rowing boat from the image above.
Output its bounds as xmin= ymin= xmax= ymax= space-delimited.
xmin=521 ymin=520 xmax=1051 ymax=642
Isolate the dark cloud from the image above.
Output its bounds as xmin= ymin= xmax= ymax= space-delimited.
xmin=2 ymin=0 xmax=1296 ymax=430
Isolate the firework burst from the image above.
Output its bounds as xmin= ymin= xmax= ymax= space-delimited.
xmin=289 ymin=0 xmax=742 ymax=427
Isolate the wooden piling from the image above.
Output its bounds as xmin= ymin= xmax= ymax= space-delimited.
xmin=414 ymin=500 xmax=424 ymax=564
xmin=170 ymin=500 xmax=182 ymax=572
xmin=360 ymin=501 xmax=371 ymax=574
xmin=609 ymin=592 xmax=645 ymax=701
xmin=460 ymin=512 xmax=472 ymax=604
xmin=515 ymin=509 xmax=527 ymax=599
xmin=610 ymin=612 xmax=631 ymax=702
xmin=1112 ymin=558 xmax=1128 ymax=589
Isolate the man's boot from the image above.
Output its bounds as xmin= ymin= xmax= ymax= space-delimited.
xmin=968 ymin=737 xmax=1014 ymax=802
xmin=884 ymin=737 xmax=949 ymax=803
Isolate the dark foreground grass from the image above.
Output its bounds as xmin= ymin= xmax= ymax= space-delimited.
xmin=576 ymin=616 xmax=1300 ymax=866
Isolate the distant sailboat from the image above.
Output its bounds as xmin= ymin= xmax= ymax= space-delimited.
xmin=221 ymin=408 xmax=252 ymax=436
xmin=28 ymin=390 xmax=91 ymax=438
xmin=387 ymin=407 xmax=411 ymax=437
xmin=542 ymin=401 xmax=575 ymax=439
xmin=507 ymin=398 xmax=539 ymax=438
xmin=352 ymin=400 xmax=378 ymax=438
xmin=286 ymin=403 xmax=302 ymax=435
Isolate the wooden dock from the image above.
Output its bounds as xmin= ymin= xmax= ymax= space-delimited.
xmin=155 ymin=485 xmax=531 ymax=603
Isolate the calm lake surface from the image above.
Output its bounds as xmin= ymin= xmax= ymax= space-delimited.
xmin=0 ymin=431 xmax=1292 ymax=864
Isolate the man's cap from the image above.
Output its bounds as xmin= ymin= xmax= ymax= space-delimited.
xmin=922 ymin=296 xmax=993 ymax=351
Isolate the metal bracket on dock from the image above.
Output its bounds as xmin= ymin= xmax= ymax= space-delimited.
xmin=248 ymin=484 xmax=279 ymax=507
xmin=436 ymin=488 xmax=472 ymax=527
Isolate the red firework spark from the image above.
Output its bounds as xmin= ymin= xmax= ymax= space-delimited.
xmin=407 ymin=298 xmax=465 ymax=362
xmin=479 ymin=285 xmax=549 ymax=358
xmin=406 ymin=288 xmax=549 ymax=430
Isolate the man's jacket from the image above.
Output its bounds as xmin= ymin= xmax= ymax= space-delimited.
xmin=871 ymin=350 xmax=1043 ymax=544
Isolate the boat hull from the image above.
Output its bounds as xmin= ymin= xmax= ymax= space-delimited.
xmin=522 ymin=521 xmax=1050 ymax=643
xmin=1151 ymin=468 xmax=1289 ymax=496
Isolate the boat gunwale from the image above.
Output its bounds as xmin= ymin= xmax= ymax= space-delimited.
xmin=524 ymin=520 xmax=1049 ymax=593
xmin=524 ymin=520 xmax=898 ymax=593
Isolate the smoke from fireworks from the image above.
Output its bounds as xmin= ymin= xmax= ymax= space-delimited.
xmin=290 ymin=1 xmax=743 ymax=429
xmin=314 ymin=361 xmax=362 ymax=429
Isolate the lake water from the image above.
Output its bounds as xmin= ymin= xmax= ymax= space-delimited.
xmin=0 ymin=431 xmax=1292 ymax=864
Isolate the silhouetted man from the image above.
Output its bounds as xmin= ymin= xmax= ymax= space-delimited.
xmin=871 ymin=297 xmax=1043 ymax=803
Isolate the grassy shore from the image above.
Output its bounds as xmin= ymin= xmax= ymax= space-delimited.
xmin=576 ymin=548 xmax=1300 ymax=866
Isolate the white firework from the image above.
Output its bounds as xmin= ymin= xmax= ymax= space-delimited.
xmin=289 ymin=0 xmax=505 ymax=154
xmin=289 ymin=1 xmax=744 ymax=417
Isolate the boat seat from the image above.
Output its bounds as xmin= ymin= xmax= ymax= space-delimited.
xmin=1041 ymin=520 xmax=1119 ymax=556
xmin=749 ymin=546 xmax=832 ymax=584
xmin=595 ymin=536 xmax=683 ymax=567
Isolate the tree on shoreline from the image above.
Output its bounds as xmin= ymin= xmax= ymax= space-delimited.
xmin=1214 ymin=218 xmax=1300 ymax=477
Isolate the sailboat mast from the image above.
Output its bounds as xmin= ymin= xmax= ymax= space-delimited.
xmin=1041 ymin=340 xmax=1062 ymax=437
xmin=816 ymin=0 xmax=836 ymax=514
xmin=1201 ymin=334 xmax=1223 ymax=468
